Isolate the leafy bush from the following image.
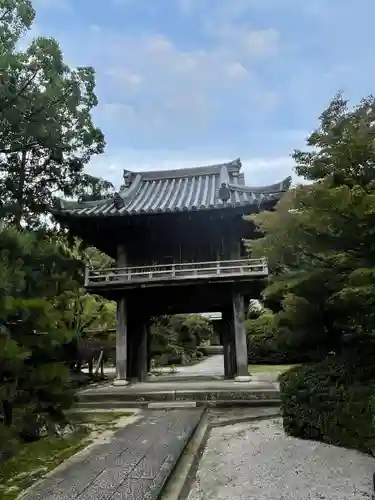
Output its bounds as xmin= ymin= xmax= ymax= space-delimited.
xmin=0 ymin=425 xmax=19 ymax=463
xmin=246 ymin=311 xmax=326 ymax=364
xmin=279 ymin=343 xmax=375 ymax=452
xmin=150 ymin=314 xmax=213 ymax=366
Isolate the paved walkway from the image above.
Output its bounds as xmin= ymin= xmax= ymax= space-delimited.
xmin=83 ymin=354 xmax=226 ymax=379
xmin=21 ymin=409 xmax=203 ymax=500
xmin=84 ymin=355 xmax=281 ymax=384
xmin=173 ymin=354 xmax=224 ymax=378
xmin=187 ymin=417 xmax=375 ymax=500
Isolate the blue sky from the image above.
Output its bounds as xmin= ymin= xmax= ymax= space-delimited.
xmin=30 ymin=0 xmax=374 ymax=189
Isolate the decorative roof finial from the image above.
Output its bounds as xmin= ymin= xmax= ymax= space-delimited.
xmin=218 ymin=182 xmax=231 ymax=204
xmin=113 ymin=192 xmax=125 ymax=210
xmin=123 ymin=169 xmax=134 ymax=188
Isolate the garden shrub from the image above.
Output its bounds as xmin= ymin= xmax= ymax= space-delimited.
xmin=279 ymin=341 xmax=375 ymax=452
xmin=150 ymin=314 xmax=212 ymax=366
xmin=246 ymin=313 xmax=326 ymax=364
xmin=0 ymin=425 xmax=19 ymax=463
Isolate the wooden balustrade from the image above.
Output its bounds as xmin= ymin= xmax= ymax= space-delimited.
xmin=85 ymin=258 xmax=268 ymax=286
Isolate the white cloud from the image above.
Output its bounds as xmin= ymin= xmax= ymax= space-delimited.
xmin=105 ymin=69 xmax=143 ymax=88
xmin=178 ymin=0 xmax=195 ymax=15
xmin=225 ymin=62 xmax=249 ymax=80
xmin=86 ymin=149 xmax=296 ymax=190
xmin=84 ymin=25 xmax=281 ymax=138
xmin=240 ymin=29 xmax=279 ymax=58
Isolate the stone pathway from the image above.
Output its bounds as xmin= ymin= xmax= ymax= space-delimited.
xmin=187 ymin=417 xmax=375 ymax=500
xmin=82 ymin=355 xmax=225 ymax=379
xmin=20 ymin=409 xmax=203 ymax=500
xmin=172 ymin=354 xmax=224 ymax=378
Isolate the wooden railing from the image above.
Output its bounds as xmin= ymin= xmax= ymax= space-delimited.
xmin=85 ymin=258 xmax=268 ymax=286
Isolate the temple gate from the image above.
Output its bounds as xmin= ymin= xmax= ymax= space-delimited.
xmin=51 ymin=158 xmax=291 ymax=385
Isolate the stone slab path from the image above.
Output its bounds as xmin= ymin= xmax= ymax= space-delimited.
xmin=187 ymin=417 xmax=375 ymax=500
xmin=20 ymin=409 xmax=203 ymax=500
xmin=173 ymin=354 xmax=224 ymax=378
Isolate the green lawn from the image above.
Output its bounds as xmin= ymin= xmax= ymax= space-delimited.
xmin=248 ymin=364 xmax=299 ymax=374
xmin=0 ymin=411 xmax=133 ymax=500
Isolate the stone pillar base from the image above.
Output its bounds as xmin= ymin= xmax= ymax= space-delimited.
xmin=112 ymin=378 xmax=129 ymax=387
xmin=234 ymin=375 xmax=251 ymax=383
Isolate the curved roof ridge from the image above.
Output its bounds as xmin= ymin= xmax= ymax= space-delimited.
xmin=50 ymin=159 xmax=292 ymax=218
xmin=127 ymin=158 xmax=242 ymax=181
xmin=229 ymin=176 xmax=292 ymax=194
xmin=55 ymin=196 xmax=112 ymax=211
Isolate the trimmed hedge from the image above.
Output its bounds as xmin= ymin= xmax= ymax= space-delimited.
xmin=279 ymin=343 xmax=375 ymax=452
xmin=247 ymin=333 xmax=323 ymax=364
xmin=246 ymin=315 xmax=327 ymax=364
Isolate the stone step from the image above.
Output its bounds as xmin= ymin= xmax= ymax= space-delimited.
xmin=75 ymin=395 xmax=281 ymax=410
xmin=79 ymin=387 xmax=279 ymax=401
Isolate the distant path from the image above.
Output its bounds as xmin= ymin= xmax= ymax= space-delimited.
xmin=173 ymin=354 xmax=224 ymax=377
xmin=21 ymin=409 xmax=203 ymax=500
xmin=84 ymin=354 xmax=281 ymax=384
xmin=83 ymin=354 xmax=225 ymax=378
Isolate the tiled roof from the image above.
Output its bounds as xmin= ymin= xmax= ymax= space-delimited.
xmin=53 ymin=158 xmax=291 ymax=217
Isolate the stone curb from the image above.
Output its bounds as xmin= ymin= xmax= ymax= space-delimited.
xmin=160 ymin=412 xmax=210 ymax=500
xmin=210 ymin=411 xmax=281 ymax=429
xmin=160 ymin=412 xmax=282 ymax=500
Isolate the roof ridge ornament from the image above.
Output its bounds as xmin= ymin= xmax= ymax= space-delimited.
xmin=218 ymin=182 xmax=231 ymax=204
xmin=123 ymin=169 xmax=135 ymax=188
xmin=113 ymin=192 xmax=125 ymax=210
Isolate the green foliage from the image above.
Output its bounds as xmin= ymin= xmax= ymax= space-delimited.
xmin=248 ymin=93 xmax=375 ymax=355
xmin=0 ymin=226 xmax=81 ymax=442
xmin=0 ymin=0 xmax=110 ymax=228
xmin=246 ymin=309 xmax=326 ymax=364
xmin=279 ymin=343 xmax=375 ymax=452
xmin=0 ymin=0 xmax=35 ymax=52
xmin=150 ymin=314 xmax=214 ymax=366
xmin=0 ymin=0 xmax=119 ymax=465
xmin=247 ymin=93 xmax=375 ymax=450
xmin=56 ymin=291 xmax=116 ymax=339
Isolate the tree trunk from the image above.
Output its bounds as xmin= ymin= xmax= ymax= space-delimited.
xmin=14 ymin=149 xmax=27 ymax=229
xmin=94 ymin=350 xmax=104 ymax=375
xmin=2 ymin=400 xmax=13 ymax=427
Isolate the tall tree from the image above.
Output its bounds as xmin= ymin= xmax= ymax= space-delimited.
xmin=0 ymin=0 xmax=34 ymax=53
xmin=0 ymin=0 xmax=110 ymax=229
xmin=0 ymin=225 xmax=82 ymax=428
xmin=249 ymin=93 xmax=375 ymax=349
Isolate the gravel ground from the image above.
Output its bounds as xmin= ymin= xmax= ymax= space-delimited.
xmin=187 ymin=418 xmax=375 ymax=500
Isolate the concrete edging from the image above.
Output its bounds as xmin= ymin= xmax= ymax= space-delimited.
xmin=160 ymin=411 xmax=282 ymax=500
xmin=160 ymin=411 xmax=211 ymax=500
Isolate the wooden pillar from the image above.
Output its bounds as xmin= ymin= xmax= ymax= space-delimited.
xmin=147 ymin=326 xmax=152 ymax=373
xmin=113 ymin=244 xmax=129 ymax=386
xmin=113 ymin=296 xmax=128 ymax=386
xmin=138 ymin=319 xmax=149 ymax=382
xmin=221 ymin=321 xmax=231 ymax=379
xmin=212 ymin=321 xmax=221 ymax=346
xmin=222 ymin=309 xmax=236 ymax=379
xmin=117 ymin=244 xmax=127 ymax=268
xmin=126 ymin=310 xmax=141 ymax=381
xmin=229 ymin=317 xmax=237 ymax=378
xmin=126 ymin=318 xmax=137 ymax=380
xmin=232 ymin=292 xmax=251 ymax=382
